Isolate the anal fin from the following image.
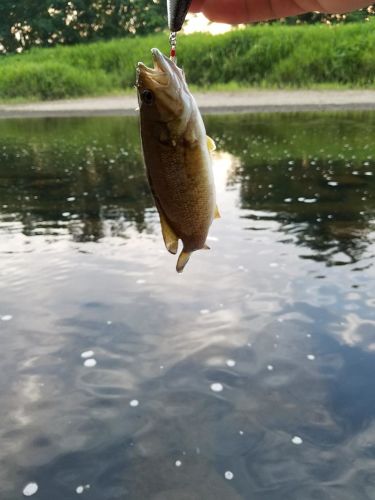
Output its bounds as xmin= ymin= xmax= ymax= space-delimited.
xmin=158 ymin=209 xmax=178 ymax=255
xmin=176 ymin=250 xmax=191 ymax=273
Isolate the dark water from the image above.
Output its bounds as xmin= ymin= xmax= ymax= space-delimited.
xmin=0 ymin=112 xmax=374 ymax=500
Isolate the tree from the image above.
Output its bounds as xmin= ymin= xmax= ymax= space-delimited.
xmin=0 ymin=0 xmax=165 ymax=54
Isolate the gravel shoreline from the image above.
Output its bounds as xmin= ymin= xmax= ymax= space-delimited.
xmin=0 ymin=90 xmax=374 ymax=119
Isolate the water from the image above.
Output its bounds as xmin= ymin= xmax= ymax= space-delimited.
xmin=0 ymin=112 xmax=374 ymax=500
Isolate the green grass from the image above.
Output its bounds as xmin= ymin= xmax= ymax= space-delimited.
xmin=0 ymin=20 xmax=374 ymax=101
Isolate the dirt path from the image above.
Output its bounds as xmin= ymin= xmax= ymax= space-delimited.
xmin=0 ymin=90 xmax=374 ymax=118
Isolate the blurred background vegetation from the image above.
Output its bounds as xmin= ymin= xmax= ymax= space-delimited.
xmin=0 ymin=1 xmax=374 ymax=54
xmin=0 ymin=2 xmax=374 ymax=100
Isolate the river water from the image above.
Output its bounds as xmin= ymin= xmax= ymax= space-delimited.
xmin=0 ymin=112 xmax=374 ymax=500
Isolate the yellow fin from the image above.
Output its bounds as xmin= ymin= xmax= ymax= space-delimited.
xmin=207 ymin=135 xmax=216 ymax=152
xmin=176 ymin=250 xmax=191 ymax=273
xmin=214 ymin=205 xmax=221 ymax=219
xmin=159 ymin=211 xmax=178 ymax=255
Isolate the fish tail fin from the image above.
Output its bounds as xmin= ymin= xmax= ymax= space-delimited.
xmin=176 ymin=249 xmax=192 ymax=274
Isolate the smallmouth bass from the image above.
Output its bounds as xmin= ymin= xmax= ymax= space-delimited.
xmin=136 ymin=48 xmax=219 ymax=273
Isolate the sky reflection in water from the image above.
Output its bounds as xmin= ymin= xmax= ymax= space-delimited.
xmin=0 ymin=113 xmax=374 ymax=500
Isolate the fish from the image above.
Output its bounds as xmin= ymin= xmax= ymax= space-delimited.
xmin=136 ymin=48 xmax=219 ymax=273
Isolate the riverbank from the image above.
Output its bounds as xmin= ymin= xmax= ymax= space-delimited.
xmin=0 ymin=90 xmax=375 ymax=119
xmin=0 ymin=21 xmax=374 ymax=101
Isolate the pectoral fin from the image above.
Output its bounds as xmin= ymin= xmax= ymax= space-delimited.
xmin=207 ymin=135 xmax=216 ymax=152
xmin=176 ymin=250 xmax=191 ymax=273
xmin=158 ymin=209 xmax=178 ymax=255
xmin=214 ymin=205 xmax=221 ymax=219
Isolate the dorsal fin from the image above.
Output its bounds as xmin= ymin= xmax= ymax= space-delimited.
xmin=207 ymin=135 xmax=216 ymax=152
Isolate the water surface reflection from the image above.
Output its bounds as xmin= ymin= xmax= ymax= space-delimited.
xmin=0 ymin=113 xmax=374 ymax=500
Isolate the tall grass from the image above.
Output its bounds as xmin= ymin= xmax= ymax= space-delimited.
xmin=0 ymin=20 xmax=374 ymax=101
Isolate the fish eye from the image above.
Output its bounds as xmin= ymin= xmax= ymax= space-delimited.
xmin=141 ymin=89 xmax=154 ymax=105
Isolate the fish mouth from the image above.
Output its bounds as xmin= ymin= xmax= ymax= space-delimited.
xmin=137 ymin=48 xmax=171 ymax=87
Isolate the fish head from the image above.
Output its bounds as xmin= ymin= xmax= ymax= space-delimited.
xmin=136 ymin=48 xmax=192 ymax=134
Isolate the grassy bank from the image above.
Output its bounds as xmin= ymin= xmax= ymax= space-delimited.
xmin=0 ymin=20 xmax=374 ymax=101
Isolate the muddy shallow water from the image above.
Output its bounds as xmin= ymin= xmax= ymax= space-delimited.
xmin=0 ymin=112 xmax=374 ymax=500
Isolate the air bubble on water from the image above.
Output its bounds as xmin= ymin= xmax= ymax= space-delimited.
xmin=226 ymin=359 xmax=236 ymax=367
xmin=307 ymin=334 xmax=312 ymax=338
xmin=267 ymin=365 xmax=274 ymax=371
xmin=269 ymin=262 xmax=278 ymax=268
xmin=62 ymin=212 xmax=71 ymax=217
xmin=22 ymin=483 xmax=38 ymax=496
xmin=200 ymin=309 xmax=210 ymax=315
xmin=76 ymin=485 xmax=84 ymax=494
xmin=67 ymin=197 xmax=76 ymax=202
xmin=1 ymin=315 xmax=12 ymax=321
xmin=136 ymin=279 xmax=146 ymax=284
xmin=247 ymin=343 xmax=252 ymax=348
xmin=81 ymin=350 xmax=94 ymax=359
xmin=83 ymin=358 xmax=97 ymax=367
xmin=130 ymin=399 xmax=139 ymax=407
xmin=106 ymin=320 xmax=112 ymax=325
xmin=175 ymin=460 xmax=182 ymax=467
xmin=284 ymin=198 xmax=292 ymax=203
xmin=364 ymin=171 xmax=373 ymax=176
xmin=239 ymin=430 xmax=244 ymax=435
xmin=307 ymin=354 xmax=315 ymax=361
xmin=210 ymin=383 xmax=223 ymax=392
xmin=291 ymin=436 xmax=303 ymax=445
xmin=224 ymin=471 xmax=234 ymax=480
xmin=328 ymin=181 xmax=338 ymax=187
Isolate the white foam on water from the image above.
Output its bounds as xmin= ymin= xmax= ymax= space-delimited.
xmin=129 ymin=399 xmax=139 ymax=407
xmin=303 ymin=198 xmax=317 ymax=203
xmin=83 ymin=358 xmax=97 ymax=367
xmin=200 ymin=309 xmax=210 ymax=314
xmin=81 ymin=350 xmax=94 ymax=359
xmin=307 ymin=354 xmax=316 ymax=361
xmin=76 ymin=485 xmax=84 ymax=494
xmin=267 ymin=365 xmax=274 ymax=371
xmin=210 ymin=383 xmax=223 ymax=392
xmin=175 ymin=460 xmax=182 ymax=467
xmin=291 ymin=436 xmax=303 ymax=445
xmin=224 ymin=471 xmax=234 ymax=480
xmin=239 ymin=430 xmax=244 ymax=435
xmin=1 ymin=315 xmax=13 ymax=321
xmin=136 ymin=279 xmax=146 ymax=284
xmin=23 ymin=482 xmax=38 ymax=496
xmin=226 ymin=359 xmax=236 ymax=367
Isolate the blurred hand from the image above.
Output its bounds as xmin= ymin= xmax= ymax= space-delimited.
xmin=190 ymin=0 xmax=372 ymax=23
